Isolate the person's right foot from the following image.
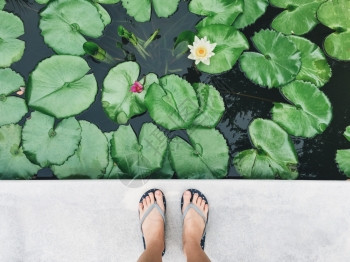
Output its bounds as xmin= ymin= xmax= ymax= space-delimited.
xmin=182 ymin=190 xmax=209 ymax=253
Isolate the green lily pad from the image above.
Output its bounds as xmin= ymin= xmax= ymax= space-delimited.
xmin=169 ymin=127 xmax=229 ymax=179
xmin=192 ymin=83 xmax=225 ymax=128
xmin=39 ymin=0 xmax=106 ymax=55
xmin=95 ymin=3 xmax=111 ymax=26
xmin=102 ymin=61 xmax=158 ymax=124
xmin=270 ymin=0 xmax=324 ymax=35
xmin=103 ymin=132 xmax=129 ymax=179
xmin=344 ymin=126 xmax=350 ymax=142
xmin=151 ymin=149 xmax=174 ymax=179
xmin=22 ymin=111 xmax=81 ymax=167
xmin=35 ymin=0 xmax=49 ymax=4
xmin=272 ymin=81 xmax=332 ymax=138
xmin=0 ymin=11 xmax=25 ymax=68
xmin=233 ymin=118 xmax=298 ymax=179
xmin=111 ymin=123 xmax=168 ymax=178
xmin=0 ymin=69 xmax=27 ymax=126
xmin=0 ymin=124 xmax=40 ymax=179
xmin=145 ymin=74 xmax=199 ymax=130
xmin=234 ymin=0 xmax=269 ymax=29
xmin=336 ymin=126 xmax=350 ymax=178
xmin=195 ymin=24 xmax=249 ymax=74
xmin=27 ymin=55 xmax=98 ymax=119
xmin=239 ymin=29 xmax=301 ymax=88
xmin=121 ymin=0 xmax=180 ymax=22
xmin=51 ymin=121 xmax=109 ymax=179
xmin=189 ymin=0 xmax=243 ymax=28
xmin=317 ymin=0 xmax=350 ymax=61
xmin=288 ymin=35 xmax=332 ymax=87
xmin=0 ymin=0 xmax=5 ymax=9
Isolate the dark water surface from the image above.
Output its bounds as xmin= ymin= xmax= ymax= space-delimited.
xmin=5 ymin=0 xmax=350 ymax=179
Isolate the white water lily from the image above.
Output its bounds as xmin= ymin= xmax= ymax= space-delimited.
xmin=188 ymin=36 xmax=217 ymax=66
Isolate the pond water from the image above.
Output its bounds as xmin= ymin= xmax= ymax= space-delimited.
xmin=5 ymin=0 xmax=350 ymax=179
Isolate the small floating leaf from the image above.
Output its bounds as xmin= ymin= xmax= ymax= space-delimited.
xmin=270 ymin=0 xmax=324 ymax=35
xmin=0 ymin=124 xmax=40 ymax=179
xmin=234 ymin=0 xmax=269 ymax=29
xmin=195 ymin=24 xmax=249 ymax=74
xmin=272 ymin=81 xmax=332 ymax=138
xmin=145 ymin=74 xmax=199 ymax=130
xmin=239 ymin=29 xmax=301 ymax=88
xmin=27 ymin=55 xmax=98 ymax=119
xmin=0 ymin=69 xmax=27 ymax=126
xmin=22 ymin=111 xmax=82 ymax=167
xmin=111 ymin=123 xmax=168 ymax=178
xmin=102 ymin=61 xmax=158 ymax=124
xmin=0 ymin=11 xmax=25 ymax=68
xmin=169 ymin=127 xmax=229 ymax=178
xmin=336 ymin=126 xmax=350 ymax=178
xmin=51 ymin=121 xmax=109 ymax=179
xmin=121 ymin=0 xmax=180 ymax=22
xmin=288 ymin=35 xmax=332 ymax=87
xmin=39 ymin=0 xmax=106 ymax=55
xmin=317 ymin=0 xmax=350 ymax=61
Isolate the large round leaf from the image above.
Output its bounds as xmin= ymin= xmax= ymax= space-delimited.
xmin=0 ymin=11 xmax=25 ymax=68
xmin=111 ymin=123 xmax=168 ymax=178
xmin=121 ymin=0 xmax=180 ymax=22
xmin=195 ymin=24 xmax=249 ymax=74
xmin=192 ymin=83 xmax=225 ymax=128
xmin=39 ymin=0 xmax=105 ymax=55
xmin=0 ymin=0 xmax=5 ymax=9
xmin=0 ymin=69 xmax=27 ymax=126
xmin=169 ymin=128 xmax=229 ymax=178
xmin=0 ymin=124 xmax=40 ymax=179
xmin=233 ymin=0 xmax=269 ymax=29
xmin=317 ymin=0 xmax=350 ymax=61
xmin=189 ymin=0 xmax=243 ymax=28
xmin=336 ymin=149 xmax=350 ymax=178
xmin=270 ymin=0 xmax=324 ymax=35
xmin=239 ymin=29 xmax=301 ymax=88
xmin=151 ymin=149 xmax=174 ymax=179
xmin=288 ymin=35 xmax=332 ymax=87
xmin=145 ymin=74 xmax=199 ymax=130
xmin=272 ymin=81 xmax=332 ymax=138
xmin=22 ymin=111 xmax=81 ymax=167
xmin=102 ymin=61 xmax=158 ymax=124
xmin=27 ymin=55 xmax=98 ymax=119
xmin=51 ymin=121 xmax=109 ymax=179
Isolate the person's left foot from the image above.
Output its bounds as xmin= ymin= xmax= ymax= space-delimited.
xmin=139 ymin=190 xmax=165 ymax=252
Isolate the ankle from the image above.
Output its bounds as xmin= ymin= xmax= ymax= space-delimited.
xmin=183 ymin=238 xmax=201 ymax=255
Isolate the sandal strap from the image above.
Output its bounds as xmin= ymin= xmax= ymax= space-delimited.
xmin=182 ymin=203 xmax=207 ymax=237
xmin=140 ymin=203 xmax=165 ymax=234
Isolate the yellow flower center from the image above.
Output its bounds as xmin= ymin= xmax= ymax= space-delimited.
xmin=195 ymin=46 xmax=207 ymax=58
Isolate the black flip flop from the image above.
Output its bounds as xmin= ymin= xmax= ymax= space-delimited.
xmin=139 ymin=188 xmax=166 ymax=256
xmin=181 ymin=188 xmax=209 ymax=250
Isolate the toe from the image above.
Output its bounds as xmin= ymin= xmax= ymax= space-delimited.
xmin=182 ymin=190 xmax=191 ymax=212
xmin=155 ymin=190 xmax=165 ymax=211
xmin=149 ymin=192 xmax=155 ymax=204
xmin=200 ymin=200 xmax=205 ymax=209
xmin=142 ymin=198 xmax=147 ymax=208
xmin=196 ymin=197 xmax=202 ymax=206
xmin=139 ymin=202 xmax=144 ymax=216
xmin=192 ymin=193 xmax=199 ymax=204
xmin=204 ymin=204 xmax=209 ymax=216
xmin=146 ymin=196 xmax=151 ymax=205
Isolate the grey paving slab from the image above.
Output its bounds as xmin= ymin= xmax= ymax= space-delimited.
xmin=0 ymin=180 xmax=349 ymax=262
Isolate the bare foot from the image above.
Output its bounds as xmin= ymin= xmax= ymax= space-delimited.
xmin=139 ymin=190 xmax=165 ymax=253
xmin=182 ymin=190 xmax=209 ymax=254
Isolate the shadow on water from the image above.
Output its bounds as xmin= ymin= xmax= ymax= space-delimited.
xmin=6 ymin=1 xmax=350 ymax=179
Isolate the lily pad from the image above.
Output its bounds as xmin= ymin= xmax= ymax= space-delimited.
xmin=336 ymin=126 xmax=350 ymax=177
xmin=111 ymin=123 xmax=168 ymax=178
xmin=233 ymin=118 xmax=298 ymax=179
xmin=0 ymin=124 xmax=40 ymax=179
xmin=121 ymin=0 xmax=180 ymax=22
xmin=39 ymin=0 xmax=106 ymax=55
xmin=195 ymin=24 xmax=249 ymax=74
xmin=234 ymin=0 xmax=269 ymax=29
xmin=317 ymin=0 xmax=350 ymax=61
xmin=288 ymin=35 xmax=332 ymax=87
xmin=0 ymin=69 xmax=27 ymax=126
xmin=145 ymin=74 xmax=199 ymax=130
xmin=102 ymin=61 xmax=158 ymax=124
xmin=169 ymin=127 xmax=229 ymax=178
xmin=272 ymin=81 xmax=332 ymax=138
xmin=51 ymin=121 xmax=109 ymax=179
xmin=0 ymin=11 xmax=25 ymax=68
xmin=189 ymin=0 xmax=243 ymax=29
xmin=239 ymin=29 xmax=301 ymax=88
xmin=22 ymin=111 xmax=81 ymax=167
xmin=0 ymin=0 xmax=5 ymax=9
xmin=270 ymin=0 xmax=324 ymax=35
xmin=35 ymin=0 xmax=49 ymax=4
xmin=27 ymin=55 xmax=98 ymax=119
xmin=151 ymin=149 xmax=174 ymax=179
xmin=192 ymin=83 xmax=225 ymax=128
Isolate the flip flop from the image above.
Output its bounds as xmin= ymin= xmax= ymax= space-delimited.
xmin=181 ymin=188 xmax=209 ymax=250
xmin=139 ymin=188 xmax=166 ymax=256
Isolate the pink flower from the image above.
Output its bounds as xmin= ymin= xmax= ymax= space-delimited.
xmin=130 ymin=81 xmax=143 ymax=93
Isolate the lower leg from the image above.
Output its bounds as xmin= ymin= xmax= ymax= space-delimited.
xmin=184 ymin=240 xmax=211 ymax=262
xmin=137 ymin=243 xmax=163 ymax=262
